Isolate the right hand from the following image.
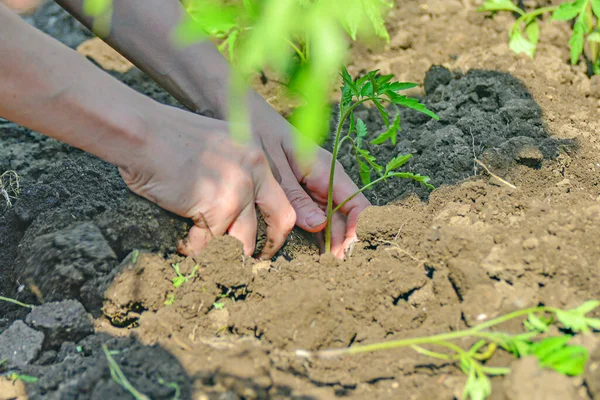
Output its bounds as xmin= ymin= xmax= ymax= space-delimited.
xmin=119 ymin=102 xmax=296 ymax=258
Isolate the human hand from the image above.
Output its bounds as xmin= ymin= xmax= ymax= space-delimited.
xmin=249 ymin=98 xmax=371 ymax=258
xmin=119 ymin=102 xmax=296 ymax=258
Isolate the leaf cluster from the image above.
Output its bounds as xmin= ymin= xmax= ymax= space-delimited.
xmin=479 ymin=0 xmax=600 ymax=73
xmin=338 ymin=67 xmax=437 ymax=189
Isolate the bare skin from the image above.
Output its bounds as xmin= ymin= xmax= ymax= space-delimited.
xmin=0 ymin=0 xmax=371 ymax=258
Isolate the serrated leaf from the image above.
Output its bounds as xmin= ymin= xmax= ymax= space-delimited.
xmin=385 ymin=154 xmax=412 ymax=173
xmin=570 ymin=20 xmax=586 ymax=64
xmin=362 ymin=0 xmax=391 ymax=42
xmin=388 ymin=172 xmax=435 ymax=189
xmin=371 ymin=113 xmax=400 ymax=145
xmin=372 ymin=98 xmax=390 ymax=126
xmin=387 ymin=82 xmax=419 ymax=92
xmin=552 ymin=0 xmax=585 ymax=21
xmin=387 ymin=95 xmax=439 ymax=120
xmin=358 ymin=148 xmax=384 ymax=175
xmin=509 ymin=27 xmax=537 ymax=59
xmin=360 ymin=81 xmax=374 ymax=97
xmin=357 ymin=158 xmax=372 ymax=186
xmin=356 ymin=118 xmax=368 ymax=138
xmin=555 ymin=300 xmax=600 ymax=332
xmin=477 ymin=0 xmax=524 ymax=15
xmin=341 ymin=67 xmax=359 ymax=101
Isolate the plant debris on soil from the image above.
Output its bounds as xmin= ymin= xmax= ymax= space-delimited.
xmin=1 ymin=1 xmax=600 ymax=399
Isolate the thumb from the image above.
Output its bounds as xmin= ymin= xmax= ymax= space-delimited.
xmin=280 ymin=177 xmax=327 ymax=232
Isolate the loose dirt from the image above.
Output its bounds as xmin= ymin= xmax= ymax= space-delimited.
xmin=1 ymin=1 xmax=600 ymax=399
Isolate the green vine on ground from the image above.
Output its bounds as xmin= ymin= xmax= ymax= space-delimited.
xmin=479 ymin=0 xmax=600 ymax=74
xmin=297 ymin=300 xmax=600 ymax=400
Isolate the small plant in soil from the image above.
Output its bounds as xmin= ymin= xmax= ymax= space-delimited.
xmin=479 ymin=0 xmax=600 ymax=74
xmin=165 ymin=262 xmax=199 ymax=305
xmin=0 ymin=170 xmax=20 ymax=209
xmin=324 ymin=68 xmax=438 ymax=252
xmin=297 ymin=300 xmax=600 ymax=400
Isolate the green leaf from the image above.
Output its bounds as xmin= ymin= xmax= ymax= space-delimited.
xmin=530 ymin=336 xmax=571 ymax=360
xmin=388 ymin=172 xmax=435 ymax=189
xmin=371 ymin=113 xmax=400 ymax=145
xmin=509 ymin=27 xmax=537 ymax=59
xmin=569 ymin=19 xmax=586 ymax=64
xmin=525 ymin=19 xmax=540 ymax=48
xmin=461 ymin=360 xmax=492 ymax=400
xmin=357 ymin=158 xmax=372 ymax=186
xmin=552 ymin=0 xmax=586 ymax=21
xmin=386 ymin=95 xmax=439 ymax=120
xmin=477 ymin=0 xmax=524 ymax=15
xmin=385 ymin=154 xmax=412 ymax=173
xmin=341 ymin=68 xmax=359 ymax=105
xmin=555 ymin=300 xmax=600 ymax=333
xmin=362 ymin=0 xmax=392 ymax=42
xmin=358 ymin=148 xmax=384 ymax=175
xmin=387 ymin=82 xmax=418 ymax=92
xmin=531 ymin=337 xmax=588 ymax=376
xmin=372 ymin=98 xmax=390 ymax=126
xmin=524 ymin=313 xmax=550 ymax=333
xmin=574 ymin=300 xmax=600 ymax=314
xmin=356 ymin=118 xmax=368 ymax=138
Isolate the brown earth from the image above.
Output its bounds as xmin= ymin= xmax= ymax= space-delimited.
xmin=1 ymin=1 xmax=600 ymax=399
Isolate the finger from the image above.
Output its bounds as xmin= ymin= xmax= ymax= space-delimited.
xmin=254 ymin=171 xmax=296 ymax=260
xmin=331 ymin=165 xmax=371 ymax=240
xmin=177 ymin=211 xmax=228 ymax=257
xmin=227 ymin=203 xmax=258 ymax=256
xmin=264 ymin=146 xmax=327 ymax=232
xmin=329 ymin=211 xmax=348 ymax=258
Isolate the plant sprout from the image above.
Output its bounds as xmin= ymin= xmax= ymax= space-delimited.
xmin=324 ymin=68 xmax=438 ymax=253
xmin=479 ymin=0 xmax=600 ymax=73
xmin=297 ymin=300 xmax=600 ymax=400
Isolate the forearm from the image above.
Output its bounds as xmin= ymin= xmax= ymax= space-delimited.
xmin=56 ymin=0 xmax=234 ymax=118
xmin=0 ymin=4 xmax=150 ymax=168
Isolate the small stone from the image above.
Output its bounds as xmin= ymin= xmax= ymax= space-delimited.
xmin=515 ymin=145 xmax=544 ymax=168
xmin=556 ymin=178 xmax=571 ymax=186
xmin=0 ymin=321 xmax=44 ymax=368
xmin=25 ymin=300 xmax=93 ymax=350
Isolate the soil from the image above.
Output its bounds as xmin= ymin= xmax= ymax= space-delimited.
xmin=1 ymin=1 xmax=600 ymax=399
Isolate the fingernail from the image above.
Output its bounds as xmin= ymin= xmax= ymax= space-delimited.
xmin=306 ymin=211 xmax=326 ymax=228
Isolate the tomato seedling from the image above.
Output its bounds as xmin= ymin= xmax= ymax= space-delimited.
xmin=324 ymin=68 xmax=438 ymax=253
